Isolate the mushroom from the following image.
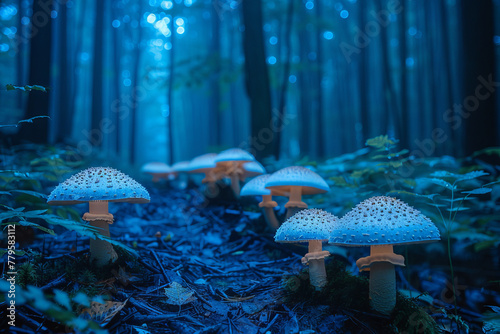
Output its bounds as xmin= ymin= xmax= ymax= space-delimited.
xmin=239 ymin=161 xmax=266 ymax=182
xmin=329 ymin=196 xmax=440 ymax=315
xmin=47 ymin=167 xmax=150 ymax=266
xmin=275 ymin=209 xmax=338 ymax=290
xmin=187 ymin=153 xmax=225 ymax=183
xmin=265 ymin=166 xmax=329 ymax=219
xmin=141 ymin=162 xmax=173 ymax=182
xmin=240 ymin=174 xmax=286 ymax=230
xmin=214 ymin=148 xmax=256 ymax=196
xmin=172 ymin=161 xmax=191 ymax=174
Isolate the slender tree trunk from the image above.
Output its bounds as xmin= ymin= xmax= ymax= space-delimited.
xmin=167 ymin=18 xmax=175 ymax=164
xmin=275 ymin=0 xmax=293 ymax=159
xmin=210 ymin=5 xmax=221 ymax=147
xmin=18 ymin=0 xmax=53 ymax=143
xmin=241 ymin=0 xmax=273 ymax=160
xmin=315 ymin=0 xmax=324 ymax=158
xmin=112 ymin=3 xmax=121 ymax=155
xmin=398 ymin=0 xmax=408 ymax=149
xmin=461 ymin=0 xmax=496 ymax=154
xmin=359 ymin=3 xmax=370 ymax=143
xmin=91 ymin=0 xmax=104 ymax=148
xmin=56 ymin=1 xmax=71 ymax=143
xmin=130 ymin=0 xmax=144 ymax=164
xmin=439 ymin=0 xmax=456 ymax=155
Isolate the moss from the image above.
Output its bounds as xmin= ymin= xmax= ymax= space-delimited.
xmin=283 ymin=259 xmax=441 ymax=333
xmin=392 ymin=293 xmax=441 ymax=333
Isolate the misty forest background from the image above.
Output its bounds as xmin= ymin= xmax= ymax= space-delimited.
xmin=0 ymin=0 xmax=499 ymax=166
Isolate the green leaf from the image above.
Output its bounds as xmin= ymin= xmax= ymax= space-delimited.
xmin=474 ymin=240 xmax=499 ymax=252
xmin=446 ymin=207 xmax=470 ymax=212
xmin=9 ymin=220 xmax=55 ymax=235
xmin=10 ymin=190 xmax=48 ymax=199
xmin=422 ymin=178 xmax=455 ymax=189
xmin=429 ymin=171 xmax=460 ymax=179
xmin=457 ymin=170 xmax=489 ymax=181
xmin=54 ymin=289 xmax=72 ymax=310
xmin=366 ymin=135 xmax=398 ymax=149
xmin=387 ymin=190 xmax=438 ymax=201
xmin=462 ymin=187 xmax=492 ymax=195
xmin=5 ymin=84 xmax=49 ymax=92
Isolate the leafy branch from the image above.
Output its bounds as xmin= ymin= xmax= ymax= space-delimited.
xmin=5 ymin=84 xmax=49 ymax=92
xmin=0 ymin=116 xmax=51 ymax=128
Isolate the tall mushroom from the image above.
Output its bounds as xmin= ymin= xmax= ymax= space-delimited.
xmin=47 ymin=167 xmax=150 ymax=267
xmin=329 ymin=196 xmax=440 ymax=315
xmin=214 ymin=148 xmax=256 ymax=196
xmin=275 ymin=209 xmax=338 ymax=290
xmin=240 ymin=174 xmax=286 ymax=230
xmin=265 ymin=166 xmax=329 ymax=219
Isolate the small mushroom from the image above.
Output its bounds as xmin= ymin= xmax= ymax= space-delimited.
xmin=275 ymin=209 xmax=339 ymax=290
xmin=47 ymin=167 xmax=150 ymax=267
xmin=329 ymin=196 xmax=440 ymax=315
xmin=141 ymin=162 xmax=173 ymax=182
xmin=240 ymin=174 xmax=287 ymax=230
xmin=265 ymin=166 xmax=329 ymax=219
xmin=188 ymin=153 xmax=225 ymax=182
xmin=215 ymin=148 xmax=256 ymax=197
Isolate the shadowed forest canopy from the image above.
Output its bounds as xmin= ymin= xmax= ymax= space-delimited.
xmin=0 ymin=0 xmax=499 ymax=164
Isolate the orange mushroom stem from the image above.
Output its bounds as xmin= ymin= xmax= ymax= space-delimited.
xmin=259 ymin=194 xmax=279 ymax=229
xmin=83 ymin=201 xmax=118 ymax=266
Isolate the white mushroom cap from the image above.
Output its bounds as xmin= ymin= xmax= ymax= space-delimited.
xmin=265 ymin=166 xmax=330 ymax=194
xmin=141 ymin=162 xmax=173 ymax=174
xmin=329 ymin=196 xmax=440 ymax=246
xmin=241 ymin=174 xmax=286 ymax=196
xmin=172 ymin=161 xmax=191 ymax=172
xmin=242 ymin=161 xmax=266 ymax=177
xmin=215 ymin=148 xmax=255 ymax=164
xmin=275 ymin=209 xmax=339 ymax=243
xmin=47 ymin=167 xmax=150 ymax=205
xmin=187 ymin=153 xmax=218 ymax=173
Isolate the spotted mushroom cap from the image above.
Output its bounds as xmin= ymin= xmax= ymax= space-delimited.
xmin=215 ymin=148 xmax=255 ymax=164
xmin=329 ymin=196 xmax=440 ymax=246
xmin=241 ymin=174 xmax=286 ymax=196
xmin=265 ymin=166 xmax=329 ymax=195
xmin=188 ymin=153 xmax=218 ymax=173
xmin=47 ymin=167 xmax=150 ymax=205
xmin=141 ymin=162 xmax=172 ymax=174
xmin=172 ymin=161 xmax=191 ymax=172
xmin=275 ymin=209 xmax=339 ymax=243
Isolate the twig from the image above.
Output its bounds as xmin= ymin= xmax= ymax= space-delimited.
xmin=151 ymin=250 xmax=171 ymax=283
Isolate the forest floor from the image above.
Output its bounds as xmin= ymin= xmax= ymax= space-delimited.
xmin=3 ymin=180 xmax=498 ymax=334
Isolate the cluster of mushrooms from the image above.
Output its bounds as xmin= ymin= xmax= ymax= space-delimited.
xmin=47 ymin=148 xmax=440 ymax=316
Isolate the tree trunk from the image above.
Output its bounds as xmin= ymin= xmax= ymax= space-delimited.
xmin=18 ymin=0 xmax=53 ymax=143
xmin=461 ymin=0 xmax=497 ymax=154
xmin=130 ymin=1 xmax=144 ymax=164
xmin=314 ymin=0 xmax=324 ymax=158
xmin=241 ymin=0 xmax=273 ymax=160
xmin=55 ymin=1 xmax=72 ymax=143
xmin=90 ymin=0 xmax=104 ymax=148
xmin=274 ymin=0 xmax=293 ymax=159
xmin=398 ymin=0 xmax=408 ymax=149
xmin=112 ymin=3 xmax=121 ymax=155
xmin=166 ymin=15 xmax=175 ymax=164
xmin=210 ymin=6 xmax=221 ymax=148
